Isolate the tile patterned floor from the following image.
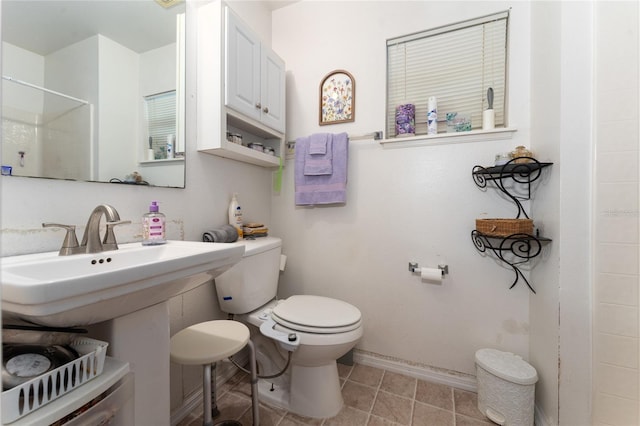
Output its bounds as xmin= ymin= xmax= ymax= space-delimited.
xmin=177 ymin=362 xmax=494 ymax=426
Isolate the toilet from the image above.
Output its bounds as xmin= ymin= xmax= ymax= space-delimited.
xmin=214 ymin=237 xmax=363 ymax=419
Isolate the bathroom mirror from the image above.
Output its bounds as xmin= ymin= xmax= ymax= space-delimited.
xmin=1 ymin=0 xmax=186 ymax=188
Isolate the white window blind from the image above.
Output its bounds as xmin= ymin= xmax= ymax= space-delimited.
xmin=144 ymin=90 xmax=177 ymax=157
xmin=386 ymin=11 xmax=508 ymax=138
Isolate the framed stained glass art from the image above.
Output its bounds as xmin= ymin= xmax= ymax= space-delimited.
xmin=319 ymin=70 xmax=355 ymax=125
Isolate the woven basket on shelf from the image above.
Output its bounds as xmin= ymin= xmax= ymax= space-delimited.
xmin=476 ymin=218 xmax=533 ymax=237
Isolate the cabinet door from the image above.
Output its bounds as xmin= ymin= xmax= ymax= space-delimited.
xmin=260 ymin=48 xmax=286 ymax=133
xmin=225 ymin=7 xmax=261 ymax=122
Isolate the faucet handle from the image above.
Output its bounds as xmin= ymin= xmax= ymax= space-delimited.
xmin=103 ymin=220 xmax=132 ymax=251
xmin=43 ymin=223 xmax=81 ymax=256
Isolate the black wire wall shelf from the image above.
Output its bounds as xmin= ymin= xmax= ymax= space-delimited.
xmin=471 ymin=230 xmax=552 ymax=294
xmin=472 ymin=158 xmax=553 ymax=219
xmin=471 ymin=157 xmax=553 ymax=293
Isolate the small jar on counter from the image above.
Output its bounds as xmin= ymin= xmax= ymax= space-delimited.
xmin=247 ymin=142 xmax=264 ymax=152
xmin=494 ymin=152 xmax=512 ymax=166
xmin=226 ymin=132 xmax=243 ymax=144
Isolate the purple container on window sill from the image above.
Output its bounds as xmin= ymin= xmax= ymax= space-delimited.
xmin=395 ymin=103 xmax=415 ymax=137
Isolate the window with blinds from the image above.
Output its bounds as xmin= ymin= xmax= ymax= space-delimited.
xmin=386 ymin=10 xmax=509 ymax=138
xmin=144 ymin=90 xmax=177 ymax=158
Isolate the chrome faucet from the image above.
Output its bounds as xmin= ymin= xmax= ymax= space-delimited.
xmin=80 ymin=204 xmax=130 ymax=253
xmin=43 ymin=204 xmax=131 ymax=255
xmin=42 ymin=223 xmax=82 ymax=256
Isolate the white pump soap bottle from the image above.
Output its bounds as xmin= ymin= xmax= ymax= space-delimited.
xmin=228 ymin=193 xmax=243 ymax=239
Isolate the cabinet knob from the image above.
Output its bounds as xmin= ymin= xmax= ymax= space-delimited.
xmin=255 ymin=102 xmax=262 ymax=109
xmin=263 ymin=107 xmax=269 ymax=114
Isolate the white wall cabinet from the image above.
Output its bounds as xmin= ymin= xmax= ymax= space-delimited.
xmin=225 ymin=9 xmax=285 ymax=133
xmin=196 ymin=1 xmax=285 ymax=168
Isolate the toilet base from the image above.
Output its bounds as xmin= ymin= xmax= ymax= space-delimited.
xmin=257 ymin=362 xmax=343 ymax=419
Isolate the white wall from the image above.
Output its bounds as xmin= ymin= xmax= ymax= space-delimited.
xmin=227 ymin=0 xmax=273 ymax=44
xmin=529 ymin=2 xmax=562 ymax=424
xmin=45 ymin=37 xmax=97 ymax=181
xmin=1 ymin=43 xmax=44 ymax=113
xmin=1 ymin=42 xmax=44 ymax=176
xmin=531 ymin=2 xmax=595 ymax=425
xmin=137 ymin=43 xmax=186 ymax=187
xmin=592 ymin=2 xmax=640 ymax=425
xmin=98 ymin=35 xmax=140 ymax=182
xmin=271 ymin=1 xmax=533 ymax=379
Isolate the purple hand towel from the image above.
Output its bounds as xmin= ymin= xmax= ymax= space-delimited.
xmin=309 ymin=134 xmax=328 ymax=155
xmin=295 ymin=132 xmax=348 ymax=206
xmin=304 ymin=133 xmax=333 ymax=175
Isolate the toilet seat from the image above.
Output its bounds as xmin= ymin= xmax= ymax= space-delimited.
xmin=272 ymin=295 xmax=362 ymax=334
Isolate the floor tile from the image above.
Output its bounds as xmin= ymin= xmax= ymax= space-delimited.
xmin=219 ymin=370 xmax=248 ymax=396
xmin=337 ymin=362 xmax=354 ymax=379
xmin=349 ymin=364 xmax=384 ymax=387
xmin=454 ymin=389 xmax=488 ymax=421
xmin=367 ymin=414 xmax=404 ymax=426
xmin=281 ymin=411 xmax=324 ymax=425
xmin=380 ymin=371 xmax=417 ymax=399
xmin=412 ymin=401 xmax=454 ymax=426
xmin=175 ymin=410 xmax=201 ymax=426
xmin=343 ymin=380 xmax=378 ymax=412
xmin=415 ymin=379 xmax=454 ymax=411
xmin=371 ymin=390 xmax=413 ymax=426
xmin=227 ymin=373 xmax=253 ymax=400
xmin=173 ymin=362 xmax=485 ymax=426
xmin=323 ymin=406 xmax=369 ymax=426
xmin=278 ymin=417 xmax=312 ymax=426
xmin=455 ymin=413 xmax=495 ymax=425
xmin=215 ymin=392 xmax=252 ymax=421
xmin=237 ymin=402 xmax=285 ymax=426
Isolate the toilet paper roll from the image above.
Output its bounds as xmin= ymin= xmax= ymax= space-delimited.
xmin=146 ymin=148 xmax=155 ymax=161
xmin=420 ymin=267 xmax=442 ymax=284
xmin=280 ymin=254 xmax=287 ymax=272
xmin=483 ymin=109 xmax=495 ymax=130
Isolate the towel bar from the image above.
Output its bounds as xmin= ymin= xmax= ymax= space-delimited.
xmin=287 ymin=131 xmax=382 ymax=148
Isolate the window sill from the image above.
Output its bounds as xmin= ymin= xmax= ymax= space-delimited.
xmin=379 ymin=127 xmax=517 ymax=148
xmin=139 ymin=157 xmax=185 ymax=165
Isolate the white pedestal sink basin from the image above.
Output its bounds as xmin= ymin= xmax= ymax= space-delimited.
xmin=1 ymin=240 xmax=244 ymax=327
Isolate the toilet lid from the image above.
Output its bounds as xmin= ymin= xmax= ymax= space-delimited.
xmin=271 ymin=295 xmax=362 ymax=334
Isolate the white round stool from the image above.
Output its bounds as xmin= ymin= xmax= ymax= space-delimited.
xmin=170 ymin=320 xmax=259 ymax=426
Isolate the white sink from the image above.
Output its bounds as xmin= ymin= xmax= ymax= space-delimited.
xmin=1 ymin=241 xmax=244 ymax=327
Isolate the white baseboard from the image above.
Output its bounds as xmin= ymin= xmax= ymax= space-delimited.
xmin=534 ymin=403 xmax=552 ymax=426
xmin=352 ymin=350 xmax=477 ymax=392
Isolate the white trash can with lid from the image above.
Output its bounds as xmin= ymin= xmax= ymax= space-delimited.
xmin=475 ymin=348 xmax=538 ymax=426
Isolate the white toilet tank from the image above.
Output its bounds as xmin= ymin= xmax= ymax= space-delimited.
xmin=215 ymin=237 xmax=282 ymax=314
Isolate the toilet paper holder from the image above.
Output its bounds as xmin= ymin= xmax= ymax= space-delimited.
xmin=408 ymin=262 xmax=449 ymax=276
